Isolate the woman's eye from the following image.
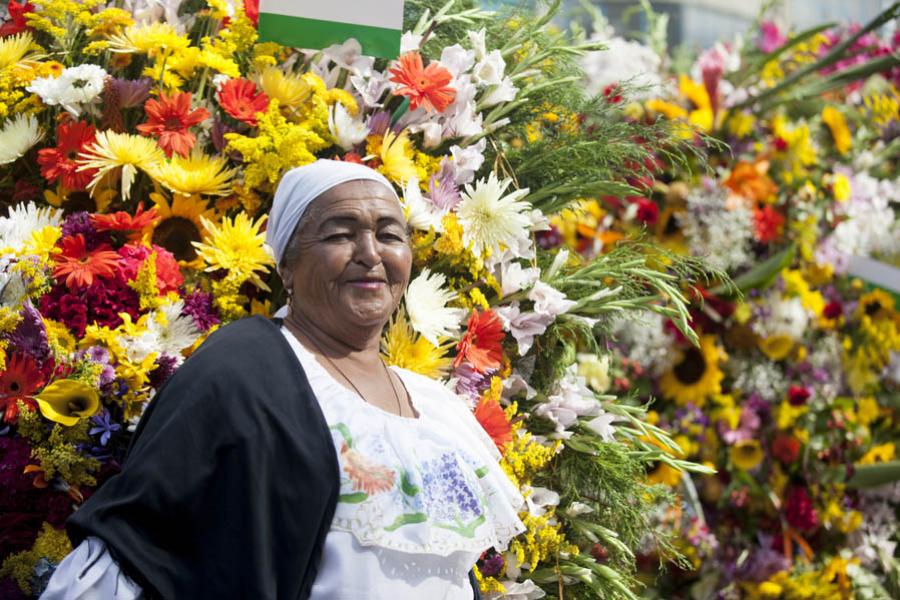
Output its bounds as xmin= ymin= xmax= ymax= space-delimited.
xmin=379 ymin=232 xmax=406 ymax=242
xmin=325 ymin=232 xmax=352 ymax=241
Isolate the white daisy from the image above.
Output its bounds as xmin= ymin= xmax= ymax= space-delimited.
xmin=152 ymin=299 xmax=201 ymax=360
xmin=327 ymin=102 xmax=368 ymax=151
xmin=456 ymin=171 xmax=531 ymax=259
xmin=404 ymin=268 xmax=466 ymax=346
xmin=0 ymin=201 xmax=62 ymax=253
xmin=27 ymin=64 xmax=108 ymax=116
xmin=0 ymin=114 xmax=42 ymax=165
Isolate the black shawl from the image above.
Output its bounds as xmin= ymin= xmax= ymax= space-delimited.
xmin=66 ymin=316 xmax=340 ymax=599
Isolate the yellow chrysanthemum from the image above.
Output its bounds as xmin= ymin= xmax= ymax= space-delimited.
xmin=192 ymin=213 xmax=274 ymax=290
xmin=0 ymin=32 xmax=36 ymax=69
xmin=107 ymin=22 xmax=190 ymax=54
xmin=77 ymin=132 xmax=164 ymax=201
xmin=369 ymin=130 xmax=418 ymax=184
xmin=381 ymin=310 xmax=453 ymax=379
xmin=257 ymin=66 xmax=312 ymax=108
xmin=658 ymin=335 xmax=725 ymax=406
xmin=149 ymin=152 xmax=236 ymax=198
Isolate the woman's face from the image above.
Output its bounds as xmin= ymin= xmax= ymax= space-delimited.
xmin=284 ymin=179 xmax=411 ymax=336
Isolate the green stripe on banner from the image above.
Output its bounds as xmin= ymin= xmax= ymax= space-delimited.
xmin=258 ymin=13 xmax=400 ymax=58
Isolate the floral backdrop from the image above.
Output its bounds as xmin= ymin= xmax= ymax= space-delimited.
xmin=0 ymin=0 xmax=897 ymax=599
xmin=572 ymin=4 xmax=900 ymax=598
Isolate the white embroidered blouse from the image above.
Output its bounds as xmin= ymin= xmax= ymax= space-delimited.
xmin=40 ymin=326 xmax=524 ymax=599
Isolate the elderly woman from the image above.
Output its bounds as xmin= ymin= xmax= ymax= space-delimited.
xmin=40 ymin=160 xmax=524 ymax=600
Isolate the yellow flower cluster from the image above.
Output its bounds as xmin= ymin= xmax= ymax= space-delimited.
xmin=509 ymin=511 xmax=579 ymax=572
xmin=26 ymin=0 xmax=129 ymax=41
xmin=770 ymin=115 xmax=817 ymax=184
xmin=501 ymin=404 xmax=561 ymax=488
xmin=0 ymin=522 xmax=72 ymax=595
xmin=749 ymin=555 xmax=855 ymax=599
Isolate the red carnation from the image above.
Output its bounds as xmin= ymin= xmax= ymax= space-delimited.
xmin=823 ymin=300 xmax=843 ymax=320
xmin=137 ymin=92 xmax=209 ymax=157
xmin=37 ymin=120 xmax=98 ymax=190
xmin=454 ymin=310 xmax=504 ymax=374
xmin=217 ymin=78 xmax=269 ymax=126
xmin=784 ymin=487 xmax=819 ymax=532
xmin=772 ymin=434 xmax=801 ymax=464
xmin=633 ymin=197 xmax=659 ymax=225
xmin=117 ymin=243 xmax=184 ymax=294
xmin=753 ymin=204 xmax=784 ymax=243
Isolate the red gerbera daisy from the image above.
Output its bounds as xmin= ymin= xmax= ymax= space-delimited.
xmin=217 ymin=78 xmax=269 ymax=126
xmin=474 ymin=397 xmax=513 ymax=453
xmin=137 ymin=92 xmax=210 ymax=157
xmin=37 ymin=120 xmax=98 ymax=190
xmin=91 ymin=203 xmax=160 ymax=241
xmin=389 ymin=51 xmax=456 ymax=113
xmin=454 ymin=310 xmax=504 ymax=373
xmin=0 ymin=353 xmax=43 ymax=423
xmin=53 ymin=234 xmax=121 ymax=289
xmin=753 ymin=204 xmax=785 ymax=243
xmin=0 ymin=1 xmax=35 ymax=37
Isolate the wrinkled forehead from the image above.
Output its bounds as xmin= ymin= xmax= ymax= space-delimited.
xmin=300 ymin=179 xmax=406 ymax=226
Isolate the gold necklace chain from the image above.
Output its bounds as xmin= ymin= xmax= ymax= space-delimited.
xmin=286 ymin=318 xmax=405 ymax=416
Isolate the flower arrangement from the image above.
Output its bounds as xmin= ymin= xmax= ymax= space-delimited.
xmin=573 ymin=4 xmax=900 ymax=598
xmin=0 ymin=1 xmax=728 ymax=598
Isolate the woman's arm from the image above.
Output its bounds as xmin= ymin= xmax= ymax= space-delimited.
xmin=40 ymin=536 xmax=143 ymax=600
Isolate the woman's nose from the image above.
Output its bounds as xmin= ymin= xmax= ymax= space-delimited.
xmin=352 ymin=231 xmax=382 ymax=267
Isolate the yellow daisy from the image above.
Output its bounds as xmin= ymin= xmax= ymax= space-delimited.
xmin=192 ymin=213 xmax=274 ymax=290
xmin=77 ymin=132 xmax=164 ymax=201
xmin=107 ymin=22 xmax=190 ymax=55
xmin=149 ymin=192 xmax=218 ymax=266
xmin=659 ymin=335 xmax=725 ymax=406
xmin=369 ymin=130 xmax=417 ymax=184
xmin=148 ymin=152 xmax=236 ymax=198
xmin=381 ymin=310 xmax=453 ymax=379
xmin=0 ymin=32 xmax=36 ymax=70
xmin=257 ymin=66 xmax=312 ymax=109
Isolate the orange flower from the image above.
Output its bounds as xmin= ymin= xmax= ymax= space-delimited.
xmin=91 ymin=203 xmax=160 ymax=241
xmin=0 ymin=353 xmax=43 ymax=423
xmin=389 ymin=51 xmax=456 ymax=113
xmin=53 ymin=234 xmax=120 ymax=289
xmin=723 ymin=160 xmax=778 ymax=203
xmin=137 ymin=92 xmax=209 ymax=157
xmin=340 ymin=442 xmax=396 ymax=495
xmin=474 ymin=397 xmax=512 ymax=453
xmin=217 ymin=78 xmax=269 ymax=126
xmin=454 ymin=310 xmax=504 ymax=373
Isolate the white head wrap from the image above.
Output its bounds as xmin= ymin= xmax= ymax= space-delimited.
xmin=266 ymin=159 xmax=400 ymax=266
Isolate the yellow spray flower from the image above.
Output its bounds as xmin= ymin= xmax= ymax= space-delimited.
xmin=149 ymin=151 xmax=236 ymax=197
xmin=822 ymin=106 xmax=851 ymax=155
xmin=35 ymin=379 xmax=100 ymax=426
xmin=77 ymin=132 xmax=164 ymax=201
xmin=192 ymin=213 xmax=274 ymax=290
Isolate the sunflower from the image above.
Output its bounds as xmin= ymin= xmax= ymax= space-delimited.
xmin=148 ymin=151 xmax=236 ymax=197
xmin=148 ymin=192 xmax=217 ymax=266
xmin=381 ymin=310 xmax=453 ymax=379
xmin=192 ymin=213 xmax=274 ymax=290
xmin=658 ymin=335 xmax=725 ymax=406
xmin=856 ymin=289 xmax=896 ymax=321
xmin=77 ymin=131 xmax=164 ymax=201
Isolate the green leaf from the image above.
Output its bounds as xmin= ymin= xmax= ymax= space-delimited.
xmin=769 ymin=54 xmax=900 ymax=108
xmin=846 ymin=461 xmax=900 ymax=489
xmin=339 ymin=492 xmax=368 ymax=504
xmin=710 ymin=244 xmax=795 ymax=296
xmin=732 ymin=23 xmax=836 ymax=87
xmin=383 ymin=512 xmax=428 ymax=532
xmin=400 ymin=470 xmax=420 ymax=496
xmin=330 ymin=423 xmax=353 ymax=447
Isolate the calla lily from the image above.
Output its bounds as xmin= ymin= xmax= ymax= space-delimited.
xmin=35 ymin=379 xmax=100 ymax=426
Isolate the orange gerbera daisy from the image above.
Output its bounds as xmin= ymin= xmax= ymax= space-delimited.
xmin=0 ymin=353 xmax=43 ymax=423
xmin=91 ymin=203 xmax=160 ymax=241
xmin=389 ymin=51 xmax=456 ymax=113
xmin=137 ymin=92 xmax=210 ymax=157
xmin=454 ymin=309 xmax=505 ymax=373
xmin=474 ymin=397 xmax=512 ymax=452
xmin=53 ymin=234 xmax=120 ymax=289
xmin=217 ymin=78 xmax=269 ymax=126
xmin=723 ymin=160 xmax=778 ymax=203
xmin=340 ymin=442 xmax=396 ymax=495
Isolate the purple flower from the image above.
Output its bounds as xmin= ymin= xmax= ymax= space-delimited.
xmin=7 ymin=301 xmax=49 ymax=364
xmin=454 ymin=362 xmax=495 ymax=402
xmin=758 ymin=21 xmax=786 ymax=53
xmin=479 ymin=551 xmax=504 ymax=577
xmin=110 ymin=77 xmax=152 ymax=108
xmin=148 ymin=354 xmax=179 ymax=389
xmin=182 ymin=290 xmax=220 ymax=331
xmin=89 ymin=409 xmax=120 ymax=446
xmin=367 ymin=111 xmax=391 ymax=136
xmin=429 ymin=161 xmax=461 ymax=210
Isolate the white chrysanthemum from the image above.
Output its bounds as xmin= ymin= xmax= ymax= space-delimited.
xmin=456 ymin=171 xmax=531 ymax=259
xmin=752 ymin=296 xmax=809 ymax=340
xmin=404 ymin=268 xmax=466 ymax=346
xmin=27 ymin=64 xmax=108 ymax=116
xmin=328 ymin=103 xmax=368 ymax=151
xmin=0 ymin=114 xmax=41 ymax=165
xmin=152 ymin=300 xmax=201 ymax=360
xmin=0 ymin=201 xmax=61 ymax=253
xmin=401 ymin=178 xmax=446 ymax=233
